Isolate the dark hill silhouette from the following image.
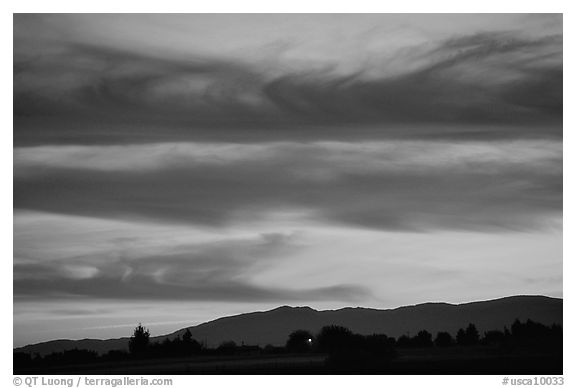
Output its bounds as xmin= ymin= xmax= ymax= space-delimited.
xmin=14 ymin=338 xmax=129 ymax=356
xmin=15 ymin=295 xmax=561 ymax=356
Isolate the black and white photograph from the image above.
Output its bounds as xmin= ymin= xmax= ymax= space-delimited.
xmin=12 ymin=12 xmax=564 ymax=377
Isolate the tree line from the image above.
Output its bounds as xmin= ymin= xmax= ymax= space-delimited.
xmin=14 ymin=318 xmax=562 ymax=370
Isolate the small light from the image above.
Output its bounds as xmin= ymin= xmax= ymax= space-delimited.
xmin=307 ymin=338 xmax=312 ymax=343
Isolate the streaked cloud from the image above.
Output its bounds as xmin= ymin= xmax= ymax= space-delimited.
xmin=15 ymin=139 xmax=561 ymax=232
xmin=14 ymin=15 xmax=562 ymax=146
xmin=15 ymin=140 xmax=561 ymax=173
xmin=14 ymin=215 xmax=369 ymax=302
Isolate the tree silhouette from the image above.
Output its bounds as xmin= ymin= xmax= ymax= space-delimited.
xmin=457 ymin=323 xmax=479 ymax=346
xmin=413 ymin=330 xmax=433 ymax=347
xmin=397 ymin=334 xmax=412 ymax=347
xmin=182 ymin=329 xmax=193 ymax=344
xmin=14 ymin=317 xmax=562 ymax=374
xmin=509 ymin=319 xmax=562 ymax=350
xmin=456 ymin=328 xmax=466 ymax=345
xmin=286 ymin=330 xmax=314 ymax=353
xmin=181 ymin=329 xmax=202 ymax=355
xmin=316 ymin=326 xmax=397 ymax=371
xmin=316 ymin=325 xmax=355 ymax=353
xmin=128 ymin=323 xmax=150 ymax=355
xmin=465 ymin=323 xmax=480 ymax=345
xmin=434 ymin=331 xmax=454 ymax=347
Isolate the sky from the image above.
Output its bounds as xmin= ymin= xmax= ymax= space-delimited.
xmin=13 ymin=14 xmax=562 ymax=347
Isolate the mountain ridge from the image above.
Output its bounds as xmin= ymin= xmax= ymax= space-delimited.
xmin=15 ymin=295 xmax=562 ymax=356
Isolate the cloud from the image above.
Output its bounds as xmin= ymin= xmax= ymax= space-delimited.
xmin=14 ymin=233 xmax=370 ymax=302
xmin=14 ymin=31 xmax=562 ymax=146
xmin=14 ymin=140 xmax=561 ymax=173
xmin=14 ymin=140 xmax=561 ymax=232
xmin=263 ymin=33 xmax=562 ymax=124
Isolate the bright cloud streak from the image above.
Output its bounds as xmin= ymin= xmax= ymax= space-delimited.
xmin=15 ymin=139 xmax=561 ymax=173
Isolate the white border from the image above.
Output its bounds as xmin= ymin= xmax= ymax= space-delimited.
xmin=3 ymin=2 xmax=572 ymax=387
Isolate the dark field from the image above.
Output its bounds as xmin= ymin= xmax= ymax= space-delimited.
xmin=14 ymin=346 xmax=561 ymax=375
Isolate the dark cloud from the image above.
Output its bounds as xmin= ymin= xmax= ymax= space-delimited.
xmin=14 ymin=32 xmax=562 ymax=146
xmin=14 ymin=273 xmax=369 ymax=302
xmin=14 ymin=141 xmax=561 ymax=232
xmin=14 ymin=234 xmax=370 ymax=302
xmin=263 ymin=33 xmax=562 ymax=127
